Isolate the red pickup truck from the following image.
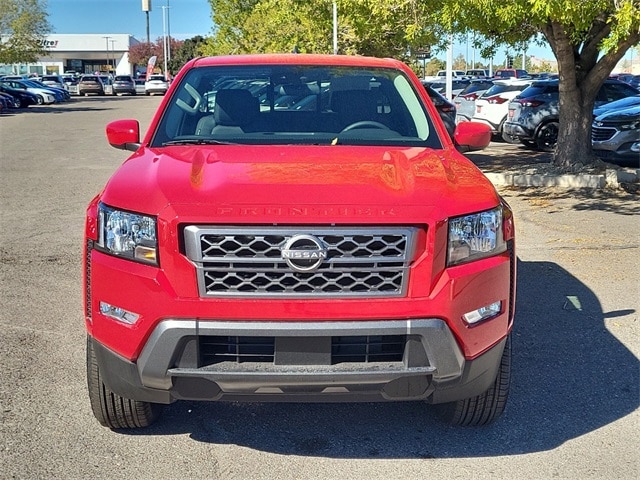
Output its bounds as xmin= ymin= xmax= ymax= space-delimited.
xmin=84 ymin=54 xmax=515 ymax=429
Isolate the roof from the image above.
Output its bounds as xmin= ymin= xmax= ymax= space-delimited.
xmin=189 ymin=54 xmax=408 ymax=70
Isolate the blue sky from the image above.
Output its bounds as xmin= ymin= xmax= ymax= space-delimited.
xmin=46 ymin=0 xmax=558 ymax=63
xmin=46 ymin=0 xmax=214 ymax=41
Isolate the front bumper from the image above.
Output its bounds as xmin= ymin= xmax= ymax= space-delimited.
xmin=503 ymin=122 xmax=531 ymax=139
xmin=91 ymin=319 xmax=507 ymax=405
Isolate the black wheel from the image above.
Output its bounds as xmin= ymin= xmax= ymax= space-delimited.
xmin=535 ymin=121 xmax=559 ymax=152
xmin=86 ymin=336 xmax=162 ymax=429
xmin=15 ymin=98 xmax=24 ymax=108
xmin=36 ymin=95 xmax=44 ymax=105
xmin=437 ymin=335 xmax=511 ymax=426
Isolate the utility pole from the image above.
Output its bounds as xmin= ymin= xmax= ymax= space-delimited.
xmin=141 ymin=0 xmax=151 ymax=44
xmin=103 ymin=36 xmax=111 ymax=73
xmin=110 ymin=39 xmax=116 ymax=73
xmin=162 ymin=6 xmax=168 ymax=77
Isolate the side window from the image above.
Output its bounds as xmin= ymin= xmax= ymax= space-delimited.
xmin=601 ymin=83 xmax=636 ymax=103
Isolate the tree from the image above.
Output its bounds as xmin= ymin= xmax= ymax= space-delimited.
xmin=203 ymin=0 xmax=437 ymax=59
xmin=0 ymin=0 xmax=50 ymax=64
xmin=128 ymin=37 xmax=186 ymax=76
xmin=170 ymin=35 xmax=208 ymax=73
xmin=434 ymin=0 xmax=640 ymax=169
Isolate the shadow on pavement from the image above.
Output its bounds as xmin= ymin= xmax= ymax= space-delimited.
xmin=120 ymin=260 xmax=639 ymax=459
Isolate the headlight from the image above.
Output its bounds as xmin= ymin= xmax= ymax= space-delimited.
xmin=619 ymin=120 xmax=640 ymax=130
xmin=448 ymin=206 xmax=506 ymax=266
xmin=97 ymin=203 xmax=158 ymax=265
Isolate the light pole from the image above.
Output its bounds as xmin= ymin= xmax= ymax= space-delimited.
xmin=162 ymin=6 xmax=168 ymax=77
xmin=166 ymin=0 xmax=171 ymax=65
xmin=103 ymin=36 xmax=111 ymax=73
xmin=110 ymin=39 xmax=116 ymax=73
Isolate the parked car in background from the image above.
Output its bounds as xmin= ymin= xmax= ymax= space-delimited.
xmin=144 ymin=75 xmax=169 ymax=95
xmin=592 ymin=105 xmax=640 ymax=167
xmin=504 ymin=79 xmax=639 ymax=151
xmin=41 ymin=75 xmax=66 ymax=90
xmin=0 ymin=84 xmax=39 ymax=108
xmin=0 ymin=79 xmax=57 ymax=104
xmin=425 ymin=79 xmax=471 ymax=98
xmin=134 ymin=79 xmax=146 ymax=95
xmin=472 ymin=78 xmax=533 ymax=142
xmin=77 ymin=75 xmax=105 ymax=96
xmin=421 ymin=81 xmax=457 ymax=137
xmin=29 ymin=79 xmax=70 ymax=101
xmin=0 ymin=91 xmax=20 ymax=109
xmin=112 ymin=75 xmax=136 ymax=95
xmin=465 ymin=69 xmax=489 ymax=78
xmin=454 ymin=79 xmax=495 ymax=123
xmin=592 ymin=94 xmax=640 ymax=118
xmin=494 ymin=69 xmax=529 ymax=79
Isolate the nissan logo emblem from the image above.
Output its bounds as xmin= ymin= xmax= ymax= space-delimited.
xmin=281 ymin=234 xmax=328 ymax=272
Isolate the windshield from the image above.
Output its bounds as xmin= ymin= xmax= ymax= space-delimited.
xmin=151 ymin=64 xmax=440 ymax=148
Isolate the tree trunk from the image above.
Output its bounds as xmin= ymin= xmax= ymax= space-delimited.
xmin=545 ymin=22 xmax=601 ymax=170
xmin=542 ymin=19 xmax=640 ymax=171
xmin=554 ymin=82 xmax=600 ymax=171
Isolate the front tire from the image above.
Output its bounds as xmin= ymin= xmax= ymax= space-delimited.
xmin=86 ymin=336 xmax=162 ymax=429
xmin=535 ymin=121 xmax=559 ymax=152
xmin=437 ymin=335 xmax=511 ymax=426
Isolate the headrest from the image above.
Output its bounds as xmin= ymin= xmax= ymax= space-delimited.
xmin=214 ymin=89 xmax=259 ymax=126
xmin=330 ymin=89 xmax=378 ymax=116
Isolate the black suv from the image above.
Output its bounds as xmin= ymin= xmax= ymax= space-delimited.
xmin=504 ymin=79 xmax=639 ymax=151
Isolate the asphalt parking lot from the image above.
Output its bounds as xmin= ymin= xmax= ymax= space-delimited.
xmin=0 ymin=96 xmax=638 ymax=479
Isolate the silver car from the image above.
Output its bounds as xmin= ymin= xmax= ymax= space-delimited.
xmin=592 ymin=105 xmax=640 ymax=167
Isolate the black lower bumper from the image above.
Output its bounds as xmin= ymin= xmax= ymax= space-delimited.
xmin=91 ymin=319 xmax=507 ymax=405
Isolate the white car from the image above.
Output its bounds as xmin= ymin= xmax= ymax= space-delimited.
xmin=41 ymin=74 xmax=66 ymax=90
xmin=144 ymin=75 xmax=169 ymax=95
xmin=472 ymin=78 xmax=532 ymax=142
xmin=0 ymin=79 xmax=57 ymax=104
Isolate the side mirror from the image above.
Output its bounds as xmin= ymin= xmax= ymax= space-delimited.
xmin=106 ymin=119 xmax=141 ymax=152
xmin=454 ymin=121 xmax=492 ymax=153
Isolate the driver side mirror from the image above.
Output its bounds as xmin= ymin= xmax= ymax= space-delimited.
xmin=454 ymin=121 xmax=492 ymax=153
xmin=106 ymin=119 xmax=141 ymax=152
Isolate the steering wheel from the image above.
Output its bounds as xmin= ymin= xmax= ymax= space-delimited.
xmin=341 ymin=121 xmax=390 ymax=132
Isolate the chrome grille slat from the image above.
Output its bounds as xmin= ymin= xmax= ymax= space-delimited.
xmin=591 ymin=126 xmax=617 ymax=142
xmin=184 ymin=226 xmax=418 ymax=298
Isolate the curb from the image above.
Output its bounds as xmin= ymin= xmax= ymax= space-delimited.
xmin=484 ymin=168 xmax=639 ymax=189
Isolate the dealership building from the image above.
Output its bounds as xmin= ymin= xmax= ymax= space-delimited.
xmin=0 ymin=34 xmax=142 ymax=77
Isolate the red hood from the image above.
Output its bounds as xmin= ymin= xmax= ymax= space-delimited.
xmin=100 ymin=145 xmax=498 ymax=223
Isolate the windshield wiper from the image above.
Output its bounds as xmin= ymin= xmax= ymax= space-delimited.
xmin=162 ymin=138 xmax=237 ymax=146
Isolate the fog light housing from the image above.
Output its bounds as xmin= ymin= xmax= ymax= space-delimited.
xmin=99 ymin=302 xmax=140 ymax=325
xmin=463 ymin=301 xmax=502 ymax=325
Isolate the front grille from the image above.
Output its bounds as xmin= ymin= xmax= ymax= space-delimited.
xmin=332 ymin=335 xmax=406 ymax=363
xmin=184 ymin=226 xmax=419 ymax=298
xmin=201 ymin=336 xmax=275 ymax=364
xmin=198 ymin=335 xmax=406 ymax=366
xmin=591 ymin=125 xmax=617 ymax=142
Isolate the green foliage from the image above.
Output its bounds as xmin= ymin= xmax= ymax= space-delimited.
xmin=0 ymin=0 xmax=50 ymax=64
xmin=202 ymin=0 xmax=438 ymax=59
xmin=424 ymin=57 xmax=445 ymax=76
xmin=170 ymin=36 xmax=208 ymax=73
